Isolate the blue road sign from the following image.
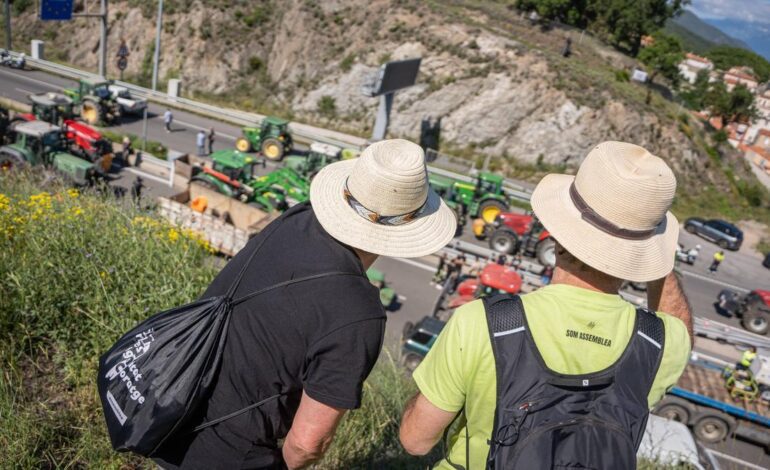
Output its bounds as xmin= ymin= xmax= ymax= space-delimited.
xmin=40 ymin=0 xmax=74 ymax=21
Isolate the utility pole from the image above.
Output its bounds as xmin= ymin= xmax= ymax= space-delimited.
xmin=73 ymin=0 xmax=108 ymax=76
xmin=142 ymin=0 xmax=163 ymax=151
xmin=3 ymin=0 xmax=11 ymax=50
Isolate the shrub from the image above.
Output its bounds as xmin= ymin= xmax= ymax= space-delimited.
xmin=0 ymin=172 xmax=216 ymax=467
xmin=249 ymin=56 xmax=264 ymax=72
xmin=614 ymin=69 xmax=630 ymax=82
xmin=100 ymin=130 xmax=168 ymax=160
xmin=317 ymin=95 xmax=337 ymax=119
xmin=340 ymin=54 xmax=356 ymax=72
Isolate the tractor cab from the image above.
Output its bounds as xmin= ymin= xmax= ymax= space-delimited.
xmin=284 ymin=142 xmax=342 ymax=178
xmin=28 ymin=93 xmax=75 ymax=125
xmin=1 ymin=121 xmax=95 ymax=184
xmin=449 ymin=263 xmax=522 ymax=310
xmin=210 ymin=149 xmax=261 ymax=184
xmin=63 ymin=76 xmax=120 ymax=125
xmin=476 ymin=172 xmax=504 ymax=196
xmin=80 ymin=78 xmax=112 ymax=100
xmin=401 ymin=316 xmax=446 ymax=371
xmin=235 ymin=116 xmax=294 ymax=161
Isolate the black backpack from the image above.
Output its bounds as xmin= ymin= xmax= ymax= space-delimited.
xmin=97 ymin=217 xmax=357 ymax=456
xmin=481 ymin=294 xmax=664 ymax=469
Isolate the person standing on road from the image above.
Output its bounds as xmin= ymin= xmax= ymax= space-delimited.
xmin=131 ymin=176 xmax=144 ymax=206
xmin=122 ymin=135 xmax=133 ymax=165
xmin=153 ymin=139 xmax=456 ymax=470
xmin=163 ymin=108 xmax=173 ymax=132
xmin=433 ymin=252 xmax=448 ymax=284
xmin=207 ymin=127 xmax=216 ymax=155
xmin=196 ymin=130 xmax=206 ymax=157
xmin=736 ymin=346 xmax=757 ymax=371
xmin=400 ymin=141 xmax=693 ymax=469
xmin=709 ymin=250 xmax=725 ymax=274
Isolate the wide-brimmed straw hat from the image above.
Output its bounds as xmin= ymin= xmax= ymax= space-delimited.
xmin=531 ymin=141 xmax=679 ymax=282
xmin=310 ymin=139 xmax=457 ymax=258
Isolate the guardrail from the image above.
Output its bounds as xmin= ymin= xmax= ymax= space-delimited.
xmin=694 ymin=316 xmax=770 ymax=350
xmin=7 ymin=49 xmax=534 ymax=201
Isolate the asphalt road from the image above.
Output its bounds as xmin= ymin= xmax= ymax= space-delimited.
xmin=3 ymin=64 xmax=770 ymax=469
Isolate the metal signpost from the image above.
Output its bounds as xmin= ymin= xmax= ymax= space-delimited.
xmin=68 ymin=0 xmax=108 ymax=77
xmin=116 ymin=39 xmax=128 ymax=80
xmin=362 ymin=58 xmax=421 ymax=141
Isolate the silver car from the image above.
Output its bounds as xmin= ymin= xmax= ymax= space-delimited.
xmin=684 ymin=218 xmax=743 ymax=250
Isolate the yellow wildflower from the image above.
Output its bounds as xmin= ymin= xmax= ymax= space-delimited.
xmin=167 ymin=228 xmax=180 ymax=242
xmin=67 ymin=188 xmax=79 ymax=198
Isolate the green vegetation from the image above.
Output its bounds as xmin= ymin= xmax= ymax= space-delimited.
xmin=100 ymin=130 xmax=168 ymax=160
xmin=317 ymin=95 xmax=337 ymax=119
xmin=637 ymin=32 xmax=684 ymax=103
xmin=515 ymin=0 xmax=685 ymax=55
xmin=704 ymin=46 xmax=770 ymax=83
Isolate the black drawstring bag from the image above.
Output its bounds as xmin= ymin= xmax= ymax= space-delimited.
xmin=97 ymin=219 xmax=356 ymax=456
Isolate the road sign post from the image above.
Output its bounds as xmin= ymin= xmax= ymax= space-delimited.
xmin=3 ymin=0 xmax=10 ymax=50
xmin=361 ymin=58 xmax=421 ymax=141
xmin=116 ymin=40 xmax=129 ymax=80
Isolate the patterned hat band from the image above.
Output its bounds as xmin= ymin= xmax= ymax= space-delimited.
xmin=343 ymin=178 xmax=428 ymax=226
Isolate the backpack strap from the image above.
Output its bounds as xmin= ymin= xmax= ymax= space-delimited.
xmin=484 ymin=294 xmax=526 ymax=338
xmin=224 ymin=211 xmax=286 ymax=299
xmin=632 ymin=307 xmax=666 ymax=392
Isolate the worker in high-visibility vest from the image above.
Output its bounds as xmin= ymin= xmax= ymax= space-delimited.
xmin=736 ymin=346 xmax=758 ymax=371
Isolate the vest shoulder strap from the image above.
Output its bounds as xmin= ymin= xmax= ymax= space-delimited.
xmin=635 ymin=307 xmax=665 ymax=350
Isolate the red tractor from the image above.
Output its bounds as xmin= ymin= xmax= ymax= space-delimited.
xmin=61 ymin=120 xmax=114 ymax=174
xmin=435 ymin=263 xmax=522 ymax=320
xmin=474 ymin=212 xmax=556 ymax=267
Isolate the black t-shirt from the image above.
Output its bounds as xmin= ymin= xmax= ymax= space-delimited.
xmin=154 ymin=203 xmax=386 ymax=470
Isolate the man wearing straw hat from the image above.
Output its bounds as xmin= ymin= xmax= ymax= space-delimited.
xmin=154 ymin=139 xmax=456 ymax=470
xmin=400 ymin=141 xmax=693 ymax=469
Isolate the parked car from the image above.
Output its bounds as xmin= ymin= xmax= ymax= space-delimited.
xmin=764 ymin=253 xmax=770 ymax=269
xmin=108 ymin=85 xmax=147 ymax=115
xmin=717 ymin=289 xmax=770 ymax=335
xmin=684 ymin=218 xmax=743 ymax=250
xmin=401 ymin=316 xmax=445 ymax=371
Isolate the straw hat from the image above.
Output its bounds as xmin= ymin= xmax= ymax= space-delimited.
xmin=310 ymin=139 xmax=457 ymax=258
xmin=531 ymin=141 xmax=679 ymax=282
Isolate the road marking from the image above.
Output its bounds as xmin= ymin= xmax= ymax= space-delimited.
xmin=122 ymin=167 xmax=169 ymax=185
xmin=174 ymin=118 xmax=238 ymax=140
xmin=0 ymin=68 xmax=62 ymax=90
xmin=680 ymin=270 xmax=750 ymax=293
xmin=15 ymin=87 xmax=36 ymax=95
xmin=392 ymin=257 xmax=436 ymax=273
xmin=707 ymin=448 xmax=767 ymax=470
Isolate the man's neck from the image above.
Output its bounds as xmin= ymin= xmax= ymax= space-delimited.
xmin=353 ymin=248 xmax=379 ymax=271
xmin=550 ymin=266 xmax=622 ymax=295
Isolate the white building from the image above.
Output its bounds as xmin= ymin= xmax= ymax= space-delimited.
xmin=678 ymin=53 xmax=714 ymax=84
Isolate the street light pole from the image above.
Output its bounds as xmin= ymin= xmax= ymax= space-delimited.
xmin=142 ymin=0 xmax=163 ymax=151
xmin=3 ymin=0 xmax=11 ymax=50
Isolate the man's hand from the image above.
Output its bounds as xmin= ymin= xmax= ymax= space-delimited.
xmin=647 ymin=271 xmax=693 ymax=346
xmin=283 ymin=392 xmax=346 ymax=469
xmin=399 ymin=392 xmax=458 ymax=456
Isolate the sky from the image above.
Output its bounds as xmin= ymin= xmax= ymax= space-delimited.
xmin=688 ymin=0 xmax=770 ymax=60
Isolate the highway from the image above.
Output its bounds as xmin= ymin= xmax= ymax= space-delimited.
xmin=2 ymin=64 xmax=770 ymax=469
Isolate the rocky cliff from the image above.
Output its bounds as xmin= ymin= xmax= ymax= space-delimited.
xmin=4 ymin=1 xmax=756 ymax=197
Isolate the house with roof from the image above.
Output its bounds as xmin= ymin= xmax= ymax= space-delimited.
xmin=723 ymin=66 xmax=759 ymax=92
xmin=678 ymin=53 xmax=714 ymax=84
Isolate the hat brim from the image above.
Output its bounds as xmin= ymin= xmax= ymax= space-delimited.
xmin=531 ymin=174 xmax=679 ymax=282
xmin=310 ymin=159 xmax=458 ymax=258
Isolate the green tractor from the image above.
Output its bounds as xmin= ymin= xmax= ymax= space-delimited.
xmin=0 ymin=120 xmax=97 ymax=185
xmin=284 ymin=142 xmax=343 ymax=179
xmin=62 ymin=77 xmax=121 ymax=125
xmin=366 ymin=268 xmax=397 ymax=310
xmin=428 ymin=171 xmax=509 ymax=225
xmin=27 ymin=92 xmax=76 ymax=125
xmin=191 ymin=149 xmax=309 ymax=212
xmin=235 ymin=116 xmax=293 ymax=161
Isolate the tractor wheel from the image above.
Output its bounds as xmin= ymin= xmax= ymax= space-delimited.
xmin=741 ymin=308 xmax=770 ymax=335
xmin=489 ymin=229 xmax=518 ymax=255
xmin=693 ymin=415 xmax=729 ymax=443
xmin=81 ymin=100 xmax=102 ymax=125
xmin=261 ymin=138 xmax=285 ymax=161
xmin=235 ymin=137 xmax=252 ymax=153
xmin=0 ymin=152 xmax=25 ymax=172
xmin=536 ymin=238 xmax=556 ymax=268
xmin=93 ymin=154 xmax=114 ymax=175
xmin=478 ymin=199 xmax=507 ymax=224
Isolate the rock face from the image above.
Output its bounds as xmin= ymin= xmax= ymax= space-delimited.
xmin=13 ymin=0 xmax=701 ymax=170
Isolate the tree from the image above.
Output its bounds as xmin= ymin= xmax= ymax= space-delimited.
xmin=703 ymin=82 xmax=757 ymax=124
xmin=681 ymin=69 xmax=710 ymax=110
xmin=637 ymin=32 xmax=684 ymax=103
